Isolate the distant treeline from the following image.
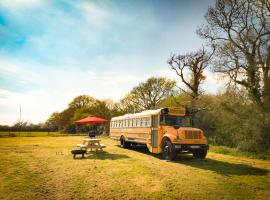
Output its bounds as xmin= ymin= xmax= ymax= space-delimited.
xmin=0 ymin=122 xmax=52 ymax=132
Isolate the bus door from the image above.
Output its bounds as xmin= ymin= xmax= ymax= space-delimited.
xmin=151 ymin=115 xmax=159 ymax=153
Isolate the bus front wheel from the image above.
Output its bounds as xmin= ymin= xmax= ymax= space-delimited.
xmin=162 ymin=140 xmax=176 ymax=161
xmin=120 ymin=137 xmax=130 ymax=148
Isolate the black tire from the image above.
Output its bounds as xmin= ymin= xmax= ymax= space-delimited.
xmin=162 ymin=140 xmax=176 ymax=161
xmin=120 ymin=137 xmax=130 ymax=148
xmin=193 ymin=149 xmax=207 ymax=159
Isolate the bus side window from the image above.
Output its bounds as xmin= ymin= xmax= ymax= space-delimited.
xmin=134 ymin=118 xmax=137 ymax=127
xmin=141 ymin=118 xmax=144 ymax=127
xmin=133 ymin=118 xmax=136 ymax=127
xmin=145 ymin=117 xmax=149 ymax=127
xmin=131 ymin=118 xmax=134 ymax=127
xmin=143 ymin=118 xmax=146 ymax=127
xmin=137 ymin=118 xmax=140 ymax=127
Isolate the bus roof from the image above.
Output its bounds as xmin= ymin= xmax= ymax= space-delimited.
xmin=111 ymin=108 xmax=162 ymax=121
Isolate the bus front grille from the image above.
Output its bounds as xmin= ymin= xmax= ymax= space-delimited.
xmin=185 ymin=131 xmax=202 ymax=139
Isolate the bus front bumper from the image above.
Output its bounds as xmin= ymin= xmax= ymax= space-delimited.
xmin=173 ymin=144 xmax=209 ymax=152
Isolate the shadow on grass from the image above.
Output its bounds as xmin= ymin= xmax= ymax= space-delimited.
xmin=120 ymin=145 xmax=269 ymax=176
xmin=175 ymin=156 xmax=269 ymax=176
xmin=84 ymin=151 xmax=130 ymax=160
xmin=118 ymin=144 xmax=161 ymax=158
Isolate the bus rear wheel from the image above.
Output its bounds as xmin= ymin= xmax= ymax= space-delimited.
xmin=120 ymin=137 xmax=130 ymax=148
xmin=193 ymin=149 xmax=207 ymax=159
xmin=162 ymin=140 xmax=176 ymax=161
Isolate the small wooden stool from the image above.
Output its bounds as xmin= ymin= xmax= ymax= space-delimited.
xmin=71 ymin=149 xmax=87 ymax=159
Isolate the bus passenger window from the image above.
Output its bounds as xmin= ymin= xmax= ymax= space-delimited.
xmin=137 ymin=118 xmax=140 ymax=127
xmin=145 ymin=117 xmax=150 ymax=127
xmin=140 ymin=118 xmax=143 ymax=127
xmin=142 ymin=117 xmax=145 ymax=127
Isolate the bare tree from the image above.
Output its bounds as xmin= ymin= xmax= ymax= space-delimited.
xmin=198 ymin=0 xmax=270 ymax=110
xmin=168 ymin=47 xmax=214 ymax=100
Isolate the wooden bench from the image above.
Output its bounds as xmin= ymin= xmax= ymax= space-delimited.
xmin=71 ymin=149 xmax=87 ymax=159
xmin=77 ymin=144 xmax=87 ymax=149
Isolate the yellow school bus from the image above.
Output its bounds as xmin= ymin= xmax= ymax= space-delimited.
xmin=110 ymin=107 xmax=208 ymax=160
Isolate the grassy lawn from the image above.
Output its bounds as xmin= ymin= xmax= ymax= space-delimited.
xmin=0 ymin=136 xmax=269 ymax=200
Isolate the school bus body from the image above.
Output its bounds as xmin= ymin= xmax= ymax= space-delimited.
xmin=110 ymin=107 xmax=208 ymax=160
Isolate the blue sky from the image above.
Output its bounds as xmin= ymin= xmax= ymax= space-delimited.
xmin=0 ymin=0 xmax=224 ymax=125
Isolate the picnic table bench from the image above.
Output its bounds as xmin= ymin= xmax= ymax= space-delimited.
xmin=77 ymin=138 xmax=106 ymax=152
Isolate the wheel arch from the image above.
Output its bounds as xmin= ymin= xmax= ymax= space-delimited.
xmin=120 ymin=135 xmax=127 ymax=141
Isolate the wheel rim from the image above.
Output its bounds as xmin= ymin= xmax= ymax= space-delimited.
xmin=163 ymin=143 xmax=170 ymax=159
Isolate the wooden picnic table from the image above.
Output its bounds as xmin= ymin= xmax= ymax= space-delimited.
xmin=77 ymin=138 xmax=105 ymax=152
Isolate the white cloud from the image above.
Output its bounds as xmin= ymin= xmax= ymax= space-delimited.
xmin=79 ymin=1 xmax=108 ymax=28
xmin=0 ymin=0 xmax=44 ymax=10
xmin=0 ymin=59 xmax=40 ymax=84
xmin=0 ymin=89 xmax=72 ymax=125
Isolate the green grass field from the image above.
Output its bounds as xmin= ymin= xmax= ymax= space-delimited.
xmin=0 ymin=136 xmax=270 ymax=200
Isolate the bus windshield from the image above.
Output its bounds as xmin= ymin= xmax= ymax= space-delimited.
xmin=160 ymin=115 xmax=191 ymax=127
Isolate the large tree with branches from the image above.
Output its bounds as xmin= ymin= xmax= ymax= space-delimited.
xmin=168 ymin=47 xmax=214 ymax=100
xmin=198 ymin=0 xmax=270 ymax=111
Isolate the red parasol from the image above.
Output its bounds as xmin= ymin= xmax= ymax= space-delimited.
xmin=74 ymin=116 xmax=108 ymax=125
